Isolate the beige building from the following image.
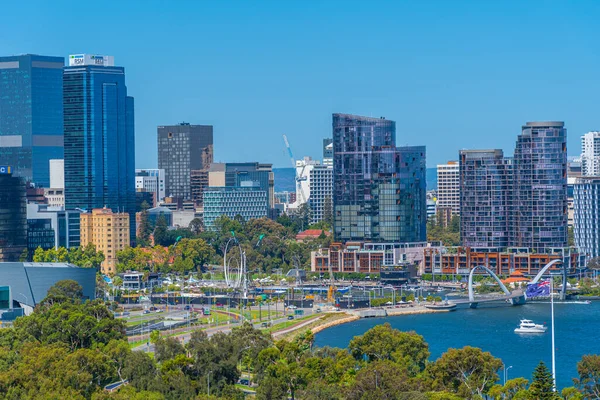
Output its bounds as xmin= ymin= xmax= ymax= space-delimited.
xmin=80 ymin=207 xmax=130 ymax=275
xmin=436 ymin=161 xmax=460 ymax=215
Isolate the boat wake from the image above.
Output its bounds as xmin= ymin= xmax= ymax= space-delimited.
xmin=531 ymin=301 xmax=591 ymax=305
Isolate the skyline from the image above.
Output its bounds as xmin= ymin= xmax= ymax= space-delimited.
xmin=2 ymin=1 xmax=600 ymax=168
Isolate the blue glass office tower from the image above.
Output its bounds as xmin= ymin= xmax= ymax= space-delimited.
xmin=332 ymin=113 xmax=426 ymax=243
xmin=0 ymin=54 xmax=64 ymax=187
xmin=63 ymin=55 xmax=136 ymax=244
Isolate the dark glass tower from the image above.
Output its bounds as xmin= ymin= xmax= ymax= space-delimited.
xmin=512 ymin=121 xmax=567 ymax=251
xmin=459 ymin=150 xmax=512 ymax=249
xmin=0 ymin=170 xmax=26 ymax=261
xmin=0 ymin=54 xmax=64 ymax=187
xmin=63 ymin=55 xmax=136 ymax=244
xmin=157 ymin=123 xmax=213 ymax=201
xmin=332 ymin=113 xmax=426 ymax=243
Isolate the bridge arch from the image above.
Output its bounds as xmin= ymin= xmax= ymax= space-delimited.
xmin=530 ymin=259 xmax=563 ymax=284
xmin=468 ymin=265 xmax=511 ymax=302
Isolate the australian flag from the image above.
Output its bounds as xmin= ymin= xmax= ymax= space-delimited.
xmin=526 ymin=280 xmax=550 ymax=298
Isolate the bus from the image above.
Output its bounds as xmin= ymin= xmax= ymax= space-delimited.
xmin=202 ymin=307 xmax=211 ymax=316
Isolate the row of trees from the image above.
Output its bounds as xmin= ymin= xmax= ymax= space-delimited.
xmin=2 ymin=283 xmax=599 ymax=399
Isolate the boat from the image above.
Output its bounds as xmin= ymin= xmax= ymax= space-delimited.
xmin=424 ymin=300 xmax=457 ymax=311
xmin=514 ymin=319 xmax=547 ymax=333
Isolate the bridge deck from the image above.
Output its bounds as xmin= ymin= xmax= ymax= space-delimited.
xmin=452 ymin=290 xmax=525 ymax=305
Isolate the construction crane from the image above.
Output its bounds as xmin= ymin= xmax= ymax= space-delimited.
xmin=282 ymin=134 xmax=308 ymax=205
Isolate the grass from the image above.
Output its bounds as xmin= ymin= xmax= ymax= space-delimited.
xmin=265 ymin=313 xmax=320 ymax=334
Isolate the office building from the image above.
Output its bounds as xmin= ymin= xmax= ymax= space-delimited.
xmin=291 ymin=156 xmax=320 ymax=207
xmin=309 ymin=164 xmax=333 ymax=224
xmin=203 ymin=185 xmax=267 ymax=230
xmin=0 ymin=169 xmax=27 ymax=261
xmin=459 ymin=150 xmax=511 ymax=249
xmin=323 ymin=138 xmax=333 ymax=166
xmin=333 ymin=113 xmax=426 ymax=243
xmin=208 ymin=162 xmax=274 ymax=210
xmin=63 ymin=54 xmax=136 ymax=245
xmin=135 ymin=169 xmax=165 ymax=205
xmin=574 ymin=177 xmax=600 ymax=259
xmin=512 ymin=122 xmax=567 ymax=252
xmin=190 ymin=169 xmax=209 ymax=206
xmin=26 ymin=204 xmax=80 ymax=253
xmin=80 ymin=207 xmax=130 ymax=275
xmin=44 ymin=159 xmax=65 ymax=207
xmin=157 ymin=123 xmax=213 ymax=201
xmin=0 ymin=55 xmax=64 ymax=188
xmin=567 ymin=157 xmax=582 ymax=228
xmin=581 ymin=131 xmax=600 ymax=176
xmin=436 ymin=161 xmax=460 ymax=215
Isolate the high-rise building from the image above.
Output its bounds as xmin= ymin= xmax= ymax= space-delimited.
xmin=157 ymin=123 xmax=213 ymax=202
xmin=291 ymin=156 xmax=320 ymax=207
xmin=49 ymin=159 xmax=64 ymax=189
xmin=581 ymin=131 xmax=600 ymax=176
xmin=203 ymin=185 xmax=267 ymax=230
xmin=459 ymin=150 xmax=511 ymax=249
xmin=27 ymin=203 xmax=81 ymax=254
xmin=190 ymin=169 xmax=209 ymax=206
xmin=436 ymin=161 xmax=460 ymax=215
xmin=80 ymin=207 xmax=130 ymax=274
xmin=135 ymin=169 xmax=166 ymax=206
xmin=567 ymin=157 xmax=582 ymax=228
xmin=309 ymin=164 xmax=333 ymax=224
xmin=63 ymin=54 xmax=136 ymax=244
xmin=208 ymin=162 xmax=274 ymax=210
xmin=512 ymin=122 xmax=567 ymax=252
xmin=0 ymin=168 xmax=26 ymax=261
xmin=0 ymin=55 xmax=64 ymax=187
xmin=332 ymin=113 xmax=426 ymax=243
xmin=323 ymin=138 xmax=333 ymax=166
xmin=574 ymin=176 xmax=600 ymax=259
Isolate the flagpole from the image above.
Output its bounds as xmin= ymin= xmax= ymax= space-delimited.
xmin=551 ymin=276 xmax=556 ymax=391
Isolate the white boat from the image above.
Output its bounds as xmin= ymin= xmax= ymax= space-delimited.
xmin=514 ymin=319 xmax=547 ymax=333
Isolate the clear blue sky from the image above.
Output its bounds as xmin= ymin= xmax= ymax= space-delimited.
xmin=2 ymin=1 xmax=599 ymax=168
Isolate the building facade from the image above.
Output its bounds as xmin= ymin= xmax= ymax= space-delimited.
xmin=323 ymin=138 xmax=333 ymax=166
xmin=0 ymin=55 xmax=65 ymax=187
xmin=203 ymin=186 xmax=267 ymax=230
xmin=459 ymin=150 xmax=511 ymax=248
xmin=63 ymin=54 xmax=136 ymax=245
xmin=157 ymin=123 xmax=213 ymax=201
xmin=135 ymin=169 xmax=166 ymax=206
xmin=581 ymin=131 xmax=600 ymax=176
xmin=573 ymin=177 xmax=600 ymax=259
xmin=309 ymin=164 xmax=333 ymax=224
xmin=26 ymin=203 xmax=81 ymax=252
xmin=423 ymin=246 xmax=581 ymax=277
xmin=512 ymin=122 xmax=567 ymax=252
xmin=332 ymin=113 xmax=426 ymax=243
xmin=80 ymin=208 xmax=130 ymax=275
xmin=0 ymin=171 xmax=26 ymax=261
xmin=436 ymin=161 xmax=460 ymax=215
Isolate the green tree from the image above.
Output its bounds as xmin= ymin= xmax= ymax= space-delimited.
xmin=18 ymin=248 xmax=29 ymax=262
xmin=137 ymin=201 xmax=153 ymax=247
xmin=169 ymin=238 xmax=215 ymax=274
xmin=153 ymin=214 xmax=168 ymax=246
xmin=427 ymin=346 xmax=502 ymax=398
xmin=189 ymin=218 xmax=203 ymax=235
xmin=574 ymin=354 xmax=600 ymax=398
xmin=43 ymin=279 xmax=84 ymax=305
xmin=346 ymin=359 xmax=414 ymax=400
xmin=349 ymin=323 xmax=429 ymax=376
xmin=529 ymin=361 xmax=558 ymax=399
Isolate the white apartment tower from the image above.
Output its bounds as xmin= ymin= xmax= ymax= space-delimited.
xmin=436 ymin=161 xmax=460 ymax=215
xmin=581 ymin=131 xmax=600 ymax=176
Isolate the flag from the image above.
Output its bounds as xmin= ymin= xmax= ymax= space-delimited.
xmin=526 ymin=280 xmax=550 ymax=298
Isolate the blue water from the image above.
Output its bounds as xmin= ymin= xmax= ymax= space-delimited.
xmin=314 ymin=301 xmax=600 ymax=389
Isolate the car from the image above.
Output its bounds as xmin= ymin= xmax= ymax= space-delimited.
xmin=149 ymin=306 xmax=157 ymax=311
xmin=184 ymin=305 xmax=190 ymax=311
xmin=287 ymin=315 xmax=294 ymax=320
xmin=143 ymin=309 xmax=150 ymax=314
xmin=261 ymin=322 xmax=271 ymax=328
xmin=287 ymin=305 xmax=297 ymax=310
xmin=315 ymin=309 xmax=322 ymax=313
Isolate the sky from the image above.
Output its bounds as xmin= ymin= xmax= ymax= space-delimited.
xmin=2 ymin=1 xmax=600 ymax=168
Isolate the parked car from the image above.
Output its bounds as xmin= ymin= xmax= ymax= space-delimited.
xmin=287 ymin=315 xmax=294 ymax=320
xmin=261 ymin=321 xmax=271 ymax=328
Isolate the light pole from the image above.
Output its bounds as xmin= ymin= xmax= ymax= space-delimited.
xmin=550 ymin=274 xmax=557 ymax=391
xmin=503 ymin=364 xmax=513 ymax=385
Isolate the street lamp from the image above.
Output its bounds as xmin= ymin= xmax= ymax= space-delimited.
xmin=503 ymin=365 xmax=513 ymax=385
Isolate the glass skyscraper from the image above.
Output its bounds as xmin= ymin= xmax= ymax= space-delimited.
xmin=0 ymin=54 xmax=64 ymax=187
xmin=459 ymin=150 xmax=512 ymax=249
xmin=512 ymin=122 xmax=567 ymax=252
xmin=63 ymin=54 xmax=136 ymax=244
xmin=332 ymin=113 xmax=426 ymax=243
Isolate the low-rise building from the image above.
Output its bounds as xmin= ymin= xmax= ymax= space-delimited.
xmin=203 ymin=185 xmax=267 ymax=230
xmin=423 ymin=246 xmax=582 ymax=277
xmin=80 ymin=208 xmax=130 ymax=275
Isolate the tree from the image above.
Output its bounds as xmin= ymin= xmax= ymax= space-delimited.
xmin=19 ymin=248 xmax=29 ymax=262
xmin=568 ymin=226 xmax=575 ymax=247
xmin=137 ymin=202 xmax=153 ymax=247
xmin=574 ymin=354 xmax=600 ymax=398
xmin=169 ymin=238 xmax=215 ymax=274
xmin=346 ymin=360 xmax=414 ymax=400
xmin=488 ymin=377 xmax=529 ymax=399
xmin=153 ymin=214 xmax=168 ymax=246
xmin=529 ymin=361 xmax=558 ymax=399
xmin=426 ymin=346 xmax=502 ymax=398
xmin=587 ymin=257 xmax=600 ymax=270
xmin=189 ymin=218 xmax=203 ymax=235
xmin=43 ymin=279 xmax=84 ymax=305
xmin=349 ymin=323 xmax=429 ymax=376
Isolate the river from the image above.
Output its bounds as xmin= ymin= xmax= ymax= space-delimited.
xmin=314 ymin=301 xmax=600 ymax=390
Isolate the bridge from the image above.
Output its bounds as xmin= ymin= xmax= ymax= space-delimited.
xmin=455 ymin=259 xmax=569 ymax=308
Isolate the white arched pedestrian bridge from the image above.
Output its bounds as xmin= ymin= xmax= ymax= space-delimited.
xmin=451 ymin=265 xmax=526 ymax=308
